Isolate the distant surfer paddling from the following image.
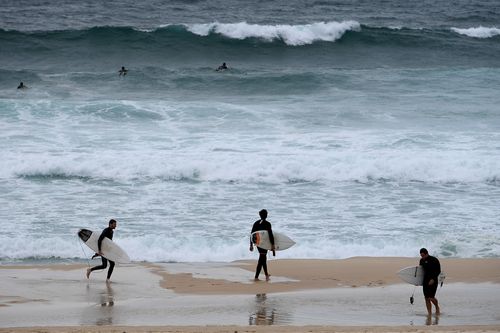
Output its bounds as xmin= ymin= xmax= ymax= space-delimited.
xmin=86 ymin=219 xmax=118 ymax=282
xmin=118 ymin=66 xmax=128 ymax=76
xmin=250 ymin=209 xmax=275 ymax=281
xmin=216 ymin=62 xmax=228 ymax=72
xmin=419 ymin=248 xmax=441 ymax=317
xmin=17 ymin=81 xmax=27 ymax=89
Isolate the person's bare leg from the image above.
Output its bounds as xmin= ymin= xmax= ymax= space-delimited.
xmin=86 ymin=268 xmax=91 ymax=279
xmin=425 ymin=298 xmax=432 ymax=316
xmin=431 ymin=297 xmax=440 ymax=315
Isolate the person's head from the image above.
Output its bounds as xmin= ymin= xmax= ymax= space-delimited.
xmin=420 ymin=248 xmax=429 ymax=258
xmin=121 ymin=66 xmax=125 ymax=70
xmin=109 ymin=219 xmax=117 ymax=229
xmin=259 ymin=209 xmax=268 ymax=220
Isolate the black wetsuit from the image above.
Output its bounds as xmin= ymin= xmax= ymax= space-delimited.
xmin=251 ymin=219 xmax=274 ymax=279
xmin=420 ymin=255 xmax=441 ymax=298
xmin=90 ymin=227 xmax=115 ymax=279
xmin=216 ymin=64 xmax=227 ymax=71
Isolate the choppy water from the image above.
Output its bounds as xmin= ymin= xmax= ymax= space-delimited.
xmin=1 ymin=0 xmax=499 ymax=263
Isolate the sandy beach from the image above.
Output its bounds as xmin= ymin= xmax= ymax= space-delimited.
xmin=1 ymin=258 xmax=499 ymax=332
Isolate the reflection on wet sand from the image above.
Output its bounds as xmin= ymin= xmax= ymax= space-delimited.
xmin=249 ymin=294 xmax=275 ymax=325
xmin=83 ymin=282 xmax=115 ymax=326
xmin=96 ymin=282 xmax=114 ymax=325
xmin=426 ymin=314 xmax=440 ymax=326
xmin=94 ymin=282 xmax=114 ymax=326
xmin=100 ymin=282 xmax=114 ymax=307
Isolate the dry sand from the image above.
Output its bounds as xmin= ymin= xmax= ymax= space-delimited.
xmin=153 ymin=257 xmax=500 ymax=294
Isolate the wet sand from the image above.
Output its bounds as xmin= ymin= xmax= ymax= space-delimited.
xmin=2 ymin=326 xmax=500 ymax=333
xmin=0 ymin=258 xmax=499 ymax=331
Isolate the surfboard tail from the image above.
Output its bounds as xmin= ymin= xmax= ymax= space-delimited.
xmin=78 ymin=229 xmax=92 ymax=242
xmin=251 ymin=232 xmax=261 ymax=246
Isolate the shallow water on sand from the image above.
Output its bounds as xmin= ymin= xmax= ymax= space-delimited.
xmin=0 ymin=264 xmax=499 ymax=327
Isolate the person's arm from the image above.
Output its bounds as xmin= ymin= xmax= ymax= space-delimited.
xmin=267 ymin=222 xmax=275 ymax=256
xmin=419 ymin=258 xmax=434 ymax=284
xmin=250 ymin=222 xmax=256 ymax=251
xmin=97 ymin=228 xmax=107 ymax=253
xmin=429 ymin=258 xmax=441 ymax=284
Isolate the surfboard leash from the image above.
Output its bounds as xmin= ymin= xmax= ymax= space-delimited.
xmin=410 ymin=286 xmax=416 ymax=305
xmin=77 ymin=237 xmax=92 ymax=268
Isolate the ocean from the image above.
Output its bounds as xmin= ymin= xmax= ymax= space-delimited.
xmin=1 ymin=0 xmax=499 ymax=264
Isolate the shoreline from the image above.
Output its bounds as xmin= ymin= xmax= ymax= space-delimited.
xmin=1 ymin=258 xmax=499 ymax=328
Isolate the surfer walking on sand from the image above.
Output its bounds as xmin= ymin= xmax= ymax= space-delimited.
xmin=250 ymin=209 xmax=275 ymax=281
xmin=86 ymin=219 xmax=117 ymax=282
xmin=419 ymin=248 xmax=441 ymax=317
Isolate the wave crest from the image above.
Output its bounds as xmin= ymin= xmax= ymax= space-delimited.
xmin=4 ymin=149 xmax=500 ymax=185
xmin=185 ymin=21 xmax=361 ymax=46
xmin=451 ymin=26 xmax=500 ymax=38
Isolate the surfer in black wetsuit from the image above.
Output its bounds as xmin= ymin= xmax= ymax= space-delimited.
xmin=216 ymin=62 xmax=228 ymax=71
xmin=250 ymin=209 xmax=275 ymax=281
xmin=118 ymin=66 xmax=128 ymax=76
xmin=17 ymin=81 xmax=27 ymax=89
xmin=86 ymin=219 xmax=117 ymax=282
xmin=419 ymin=248 xmax=441 ymax=316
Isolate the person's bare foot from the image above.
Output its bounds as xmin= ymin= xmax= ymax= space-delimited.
xmin=254 ymin=278 xmax=260 ymax=281
xmin=265 ymin=274 xmax=271 ymax=281
xmin=86 ymin=268 xmax=91 ymax=279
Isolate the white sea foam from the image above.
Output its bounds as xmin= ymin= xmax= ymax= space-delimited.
xmin=0 ymin=230 xmax=496 ymax=262
xmin=186 ymin=21 xmax=361 ymax=45
xmin=451 ymin=26 xmax=500 ymax=38
xmin=3 ymin=148 xmax=499 ymax=184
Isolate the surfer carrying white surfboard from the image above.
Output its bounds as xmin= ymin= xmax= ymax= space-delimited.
xmin=250 ymin=209 xmax=275 ymax=281
xmin=86 ymin=219 xmax=117 ymax=282
xmin=419 ymin=248 xmax=441 ymax=316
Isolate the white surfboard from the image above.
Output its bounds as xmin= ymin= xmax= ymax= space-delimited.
xmin=397 ymin=266 xmax=445 ymax=286
xmin=78 ymin=229 xmax=130 ymax=264
xmin=251 ymin=230 xmax=295 ymax=251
